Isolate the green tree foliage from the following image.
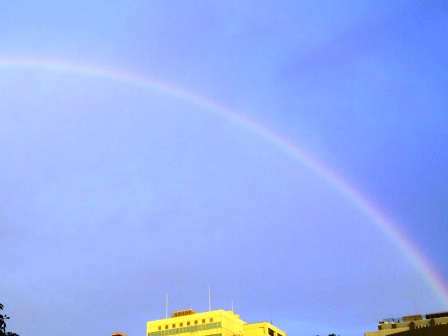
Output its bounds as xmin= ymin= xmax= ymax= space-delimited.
xmin=0 ymin=303 xmax=19 ymax=336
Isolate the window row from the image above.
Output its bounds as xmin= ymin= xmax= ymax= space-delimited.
xmin=150 ymin=322 xmax=222 ymax=336
xmin=158 ymin=318 xmax=215 ymax=330
xmin=268 ymin=328 xmax=282 ymax=336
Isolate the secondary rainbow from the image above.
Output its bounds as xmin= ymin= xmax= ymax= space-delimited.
xmin=2 ymin=56 xmax=447 ymax=307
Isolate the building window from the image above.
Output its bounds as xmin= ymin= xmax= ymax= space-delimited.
xmin=172 ymin=324 xmax=176 ymax=328
xmin=158 ymin=327 xmax=161 ymax=331
xmin=195 ymin=320 xmax=198 ymax=325
xmin=202 ymin=319 xmax=206 ymax=323
xmin=187 ymin=322 xmax=191 ymax=326
xmin=210 ymin=318 xmax=213 ymax=322
xmin=180 ymin=323 xmax=183 ymax=327
xmin=165 ymin=325 xmax=168 ymax=330
xmin=268 ymin=329 xmax=275 ymax=336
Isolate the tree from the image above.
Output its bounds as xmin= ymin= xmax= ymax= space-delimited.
xmin=0 ymin=303 xmax=19 ymax=336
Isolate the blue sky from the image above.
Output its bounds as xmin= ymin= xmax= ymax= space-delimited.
xmin=1 ymin=1 xmax=448 ymax=336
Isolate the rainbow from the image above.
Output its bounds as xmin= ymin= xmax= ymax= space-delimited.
xmin=2 ymin=56 xmax=448 ymax=307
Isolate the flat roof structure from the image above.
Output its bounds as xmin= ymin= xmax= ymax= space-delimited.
xmin=365 ymin=311 xmax=448 ymax=336
xmin=147 ymin=309 xmax=285 ymax=336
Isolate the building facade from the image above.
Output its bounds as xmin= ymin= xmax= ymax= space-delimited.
xmin=147 ymin=309 xmax=285 ymax=336
xmin=365 ymin=311 xmax=448 ymax=336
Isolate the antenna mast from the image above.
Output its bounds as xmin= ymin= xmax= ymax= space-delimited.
xmin=208 ymin=285 xmax=211 ymax=311
xmin=166 ymin=293 xmax=169 ymax=318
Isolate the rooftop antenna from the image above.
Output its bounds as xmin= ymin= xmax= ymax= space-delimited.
xmin=231 ymin=298 xmax=234 ymax=313
xmin=208 ymin=285 xmax=211 ymax=311
xmin=268 ymin=294 xmax=272 ymax=324
xmin=166 ymin=293 xmax=169 ymax=318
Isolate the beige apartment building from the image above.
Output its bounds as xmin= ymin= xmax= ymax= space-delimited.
xmin=365 ymin=311 xmax=448 ymax=336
